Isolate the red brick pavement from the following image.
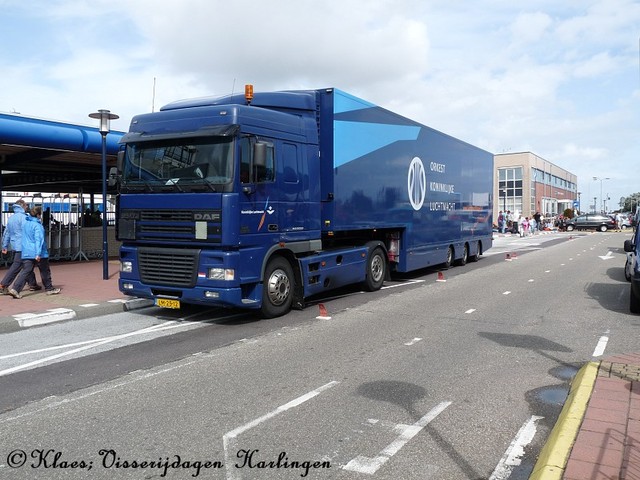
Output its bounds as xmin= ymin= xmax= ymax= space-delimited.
xmin=563 ymin=354 xmax=640 ymax=480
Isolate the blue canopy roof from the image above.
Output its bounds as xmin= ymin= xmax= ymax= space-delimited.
xmin=0 ymin=113 xmax=124 ymax=193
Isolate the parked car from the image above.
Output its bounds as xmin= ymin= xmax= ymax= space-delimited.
xmin=621 ymin=214 xmax=636 ymax=230
xmin=624 ymin=229 xmax=640 ymax=313
xmin=565 ymin=214 xmax=617 ymax=232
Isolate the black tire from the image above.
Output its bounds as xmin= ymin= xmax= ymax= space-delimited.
xmin=455 ymin=244 xmax=468 ymax=266
xmin=625 ymin=259 xmax=631 ymax=282
xmin=566 ymin=225 xmax=575 ymax=232
xmin=261 ymin=257 xmax=294 ymax=318
xmin=631 ymin=286 xmax=640 ymax=314
xmin=469 ymin=241 xmax=481 ymax=262
xmin=599 ymin=225 xmax=608 ymax=232
xmin=444 ymin=246 xmax=454 ymax=269
xmin=363 ymin=246 xmax=386 ymax=292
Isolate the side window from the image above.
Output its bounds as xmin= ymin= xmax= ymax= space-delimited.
xmin=240 ymin=137 xmax=275 ymax=183
xmin=255 ymin=142 xmax=275 ymax=183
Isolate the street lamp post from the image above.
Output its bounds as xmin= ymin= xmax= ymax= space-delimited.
xmin=592 ymin=176 xmax=610 ymax=214
xmin=577 ymin=192 xmax=581 ymax=214
xmin=89 ymin=109 xmax=119 ymax=280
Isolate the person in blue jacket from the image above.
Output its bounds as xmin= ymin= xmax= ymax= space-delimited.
xmin=8 ymin=206 xmax=60 ymax=299
xmin=1 ymin=200 xmax=39 ymax=293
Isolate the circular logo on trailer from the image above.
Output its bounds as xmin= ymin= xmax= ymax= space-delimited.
xmin=407 ymin=157 xmax=426 ymax=210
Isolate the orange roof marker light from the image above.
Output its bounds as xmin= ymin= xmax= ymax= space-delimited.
xmin=245 ymin=84 xmax=254 ymax=104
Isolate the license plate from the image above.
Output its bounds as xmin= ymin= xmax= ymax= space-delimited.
xmin=155 ymin=298 xmax=181 ymax=309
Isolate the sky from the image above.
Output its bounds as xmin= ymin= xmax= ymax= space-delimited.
xmin=1 ymin=0 xmax=639 ymax=211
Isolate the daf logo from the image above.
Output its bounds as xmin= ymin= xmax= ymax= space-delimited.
xmin=407 ymin=156 xmax=426 ymax=211
xmin=193 ymin=212 xmax=221 ymax=221
xmin=120 ymin=210 xmax=139 ymax=220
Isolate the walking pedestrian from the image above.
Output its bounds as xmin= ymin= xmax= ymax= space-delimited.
xmin=8 ymin=206 xmax=60 ymax=299
xmin=0 ymin=200 xmax=39 ymax=294
xmin=520 ymin=216 xmax=530 ymax=237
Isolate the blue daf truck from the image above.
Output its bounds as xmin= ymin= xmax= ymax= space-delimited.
xmin=116 ymin=87 xmax=493 ymax=317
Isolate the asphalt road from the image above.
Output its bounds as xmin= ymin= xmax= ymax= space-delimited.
xmin=0 ymin=231 xmax=637 ymax=480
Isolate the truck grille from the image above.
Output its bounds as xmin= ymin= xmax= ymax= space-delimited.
xmin=119 ymin=209 xmax=222 ymax=242
xmin=140 ymin=210 xmax=193 ymax=222
xmin=138 ymin=247 xmax=199 ymax=287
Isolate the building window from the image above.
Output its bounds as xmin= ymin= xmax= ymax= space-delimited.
xmin=498 ymin=167 xmax=523 ymax=214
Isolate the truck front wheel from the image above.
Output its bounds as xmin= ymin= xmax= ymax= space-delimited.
xmin=364 ymin=246 xmax=386 ymax=292
xmin=261 ymin=257 xmax=294 ymax=318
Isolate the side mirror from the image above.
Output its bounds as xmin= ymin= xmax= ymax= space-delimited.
xmin=108 ymin=167 xmax=119 ymax=187
xmin=117 ymin=150 xmax=124 ymax=172
xmin=254 ymin=142 xmax=267 ymax=167
xmin=624 ymin=239 xmax=635 ymax=253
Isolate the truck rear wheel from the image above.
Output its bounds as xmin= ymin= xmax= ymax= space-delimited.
xmin=364 ymin=246 xmax=386 ymax=292
xmin=261 ymin=257 xmax=294 ymax=318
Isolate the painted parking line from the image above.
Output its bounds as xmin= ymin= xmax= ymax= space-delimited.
xmin=342 ymin=401 xmax=451 ymax=475
xmin=592 ymin=335 xmax=609 ymax=357
xmin=222 ymin=381 xmax=339 ymax=480
xmin=489 ymin=415 xmax=543 ymax=480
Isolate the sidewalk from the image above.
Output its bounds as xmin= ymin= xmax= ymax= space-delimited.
xmin=532 ymin=355 xmax=640 ymax=480
xmin=0 ymin=259 xmax=150 ymax=333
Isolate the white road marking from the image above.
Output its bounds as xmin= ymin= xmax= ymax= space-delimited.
xmin=465 ymin=309 xmax=476 ymax=314
xmin=503 ymin=291 xmax=511 ymax=295
xmin=14 ymin=308 xmax=76 ymax=327
xmin=342 ymin=401 xmax=451 ymax=475
xmin=592 ymin=336 xmax=609 ymax=357
xmin=381 ymin=279 xmax=425 ymax=290
xmin=598 ymin=251 xmax=614 ymax=261
xmin=0 ymin=322 xmax=183 ymax=377
xmin=404 ymin=338 xmax=422 ymax=346
xmin=489 ymin=415 xmax=543 ymax=480
xmin=223 ymin=381 xmax=339 ymax=480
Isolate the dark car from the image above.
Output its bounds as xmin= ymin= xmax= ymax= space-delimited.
xmin=565 ymin=214 xmax=617 ymax=232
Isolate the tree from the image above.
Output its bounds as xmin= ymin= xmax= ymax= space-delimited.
xmin=621 ymin=193 xmax=640 ymax=212
xmin=563 ymin=208 xmax=574 ymax=219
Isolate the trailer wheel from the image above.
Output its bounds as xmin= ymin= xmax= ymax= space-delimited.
xmin=363 ymin=246 xmax=386 ymax=292
xmin=444 ymin=246 xmax=454 ymax=269
xmin=456 ymin=244 xmax=468 ymax=266
xmin=469 ymin=241 xmax=481 ymax=262
xmin=261 ymin=257 xmax=294 ymax=318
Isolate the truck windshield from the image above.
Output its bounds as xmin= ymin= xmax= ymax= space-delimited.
xmin=122 ymin=137 xmax=234 ymax=192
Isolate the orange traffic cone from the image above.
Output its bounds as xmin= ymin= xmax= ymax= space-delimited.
xmin=505 ymin=253 xmax=512 ymax=261
xmin=437 ymin=271 xmax=446 ymax=282
xmin=316 ymin=303 xmax=331 ymax=320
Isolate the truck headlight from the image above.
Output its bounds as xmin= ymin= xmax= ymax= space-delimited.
xmin=208 ymin=268 xmax=235 ymax=281
xmin=121 ymin=261 xmax=133 ymax=273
